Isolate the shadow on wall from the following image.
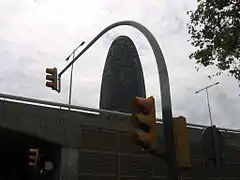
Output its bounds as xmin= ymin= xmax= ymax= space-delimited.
xmin=0 ymin=128 xmax=60 ymax=180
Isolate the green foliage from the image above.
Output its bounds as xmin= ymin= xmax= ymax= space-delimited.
xmin=187 ymin=0 xmax=240 ymax=81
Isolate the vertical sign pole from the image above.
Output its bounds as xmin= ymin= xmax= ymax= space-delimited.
xmin=206 ymin=89 xmax=213 ymax=126
xmin=212 ymin=126 xmax=221 ymax=179
xmin=68 ymin=51 xmax=75 ymax=108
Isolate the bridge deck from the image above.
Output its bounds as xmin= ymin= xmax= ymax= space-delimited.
xmin=0 ymin=93 xmax=239 ymax=148
xmin=1 ymin=93 xmax=240 ymax=179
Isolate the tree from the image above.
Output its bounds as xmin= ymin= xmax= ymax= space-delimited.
xmin=187 ymin=0 xmax=240 ymax=82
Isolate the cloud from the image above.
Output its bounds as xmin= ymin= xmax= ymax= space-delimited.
xmin=0 ymin=0 xmax=239 ymax=129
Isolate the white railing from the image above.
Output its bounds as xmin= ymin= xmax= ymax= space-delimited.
xmin=0 ymin=93 xmax=239 ymax=134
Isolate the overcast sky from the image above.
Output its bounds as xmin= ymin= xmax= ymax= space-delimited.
xmin=0 ymin=0 xmax=239 ymax=129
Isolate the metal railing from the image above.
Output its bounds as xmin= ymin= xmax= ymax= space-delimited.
xmin=0 ymin=93 xmax=239 ymax=134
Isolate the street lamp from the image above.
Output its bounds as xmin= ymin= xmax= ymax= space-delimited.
xmin=195 ymin=82 xmax=220 ymax=126
xmin=65 ymin=41 xmax=85 ymax=105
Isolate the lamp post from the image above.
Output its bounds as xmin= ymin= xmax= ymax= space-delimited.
xmin=195 ymin=82 xmax=220 ymax=126
xmin=65 ymin=41 xmax=85 ymax=105
xmin=196 ymin=82 xmax=221 ymax=179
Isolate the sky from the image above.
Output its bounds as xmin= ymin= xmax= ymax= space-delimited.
xmin=0 ymin=0 xmax=239 ymax=129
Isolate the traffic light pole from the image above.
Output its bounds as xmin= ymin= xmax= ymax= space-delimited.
xmin=57 ymin=21 xmax=178 ymax=179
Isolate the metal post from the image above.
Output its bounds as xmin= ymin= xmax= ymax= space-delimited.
xmin=195 ymin=82 xmax=220 ymax=179
xmin=68 ymin=51 xmax=75 ymax=106
xmin=65 ymin=41 xmax=85 ymax=106
xmin=212 ymin=125 xmax=221 ymax=179
xmin=206 ymin=88 xmax=213 ymax=126
xmin=195 ymin=82 xmax=219 ymax=126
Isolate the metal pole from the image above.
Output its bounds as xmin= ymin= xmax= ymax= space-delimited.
xmin=195 ymin=82 xmax=219 ymax=126
xmin=65 ymin=41 xmax=85 ymax=105
xmin=206 ymin=88 xmax=213 ymax=126
xmin=195 ymin=82 xmax=221 ymax=179
xmin=68 ymin=51 xmax=75 ymax=106
xmin=212 ymin=125 xmax=221 ymax=179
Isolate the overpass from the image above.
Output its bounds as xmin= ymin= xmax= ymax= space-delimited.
xmin=0 ymin=93 xmax=240 ymax=179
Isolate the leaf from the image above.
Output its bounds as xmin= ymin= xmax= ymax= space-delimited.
xmin=187 ymin=0 xmax=240 ymax=82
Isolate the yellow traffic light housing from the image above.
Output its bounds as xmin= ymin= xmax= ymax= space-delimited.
xmin=173 ymin=116 xmax=192 ymax=169
xmin=46 ymin=67 xmax=58 ymax=91
xmin=28 ymin=148 xmax=40 ymax=169
xmin=131 ymin=96 xmax=157 ymax=152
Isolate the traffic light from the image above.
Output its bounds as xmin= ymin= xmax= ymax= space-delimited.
xmin=131 ymin=96 xmax=157 ymax=153
xmin=28 ymin=148 xmax=40 ymax=169
xmin=173 ymin=116 xmax=192 ymax=169
xmin=45 ymin=67 xmax=58 ymax=91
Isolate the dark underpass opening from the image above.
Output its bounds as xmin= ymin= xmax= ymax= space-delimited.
xmin=0 ymin=128 xmax=61 ymax=180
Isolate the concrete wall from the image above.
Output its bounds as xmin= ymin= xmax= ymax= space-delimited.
xmin=1 ymin=100 xmax=240 ymax=148
xmin=1 ymin=100 xmax=240 ymax=179
xmin=77 ymin=126 xmax=240 ymax=179
xmin=0 ymin=128 xmax=61 ymax=180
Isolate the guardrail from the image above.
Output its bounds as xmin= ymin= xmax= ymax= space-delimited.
xmin=0 ymin=93 xmax=239 ymax=134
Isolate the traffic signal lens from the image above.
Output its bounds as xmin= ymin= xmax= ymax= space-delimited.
xmin=28 ymin=148 xmax=39 ymax=154
xmin=29 ymin=155 xmax=36 ymax=160
xmin=132 ymin=96 xmax=155 ymax=117
xmin=140 ymin=123 xmax=150 ymax=133
xmin=131 ymin=114 xmax=151 ymax=133
xmin=46 ymin=68 xmax=54 ymax=74
xmin=141 ymin=106 xmax=150 ymax=115
xmin=28 ymin=162 xmax=35 ymax=167
xmin=46 ymin=81 xmax=53 ymax=87
xmin=46 ymin=75 xmax=53 ymax=81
